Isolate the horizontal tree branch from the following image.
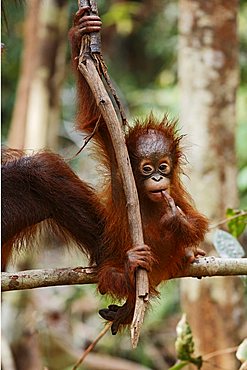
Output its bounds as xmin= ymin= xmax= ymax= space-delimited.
xmin=2 ymin=257 xmax=247 ymax=292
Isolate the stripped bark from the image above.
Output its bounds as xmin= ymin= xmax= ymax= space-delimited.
xmin=77 ymin=0 xmax=148 ymax=348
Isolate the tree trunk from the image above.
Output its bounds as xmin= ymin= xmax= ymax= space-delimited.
xmin=178 ymin=1 xmax=244 ymax=369
xmin=24 ymin=0 xmax=68 ymax=150
xmin=7 ymin=0 xmax=68 ymax=151
xmin=7 ymin=0 xmax=40 ymax=149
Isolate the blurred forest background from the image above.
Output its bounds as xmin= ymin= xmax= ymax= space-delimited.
xmin=1 ymin=1 xmax=247 ymax=370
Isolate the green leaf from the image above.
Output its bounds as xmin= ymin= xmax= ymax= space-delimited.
xmin=213 ymin=229 xmax=245 ymax=258
xmin=226 ymin=208 xmax=247 ymax=238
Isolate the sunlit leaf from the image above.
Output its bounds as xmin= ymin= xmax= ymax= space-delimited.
xmin=226 ymin=208 xmax=247 ymax=238
xmin=213 ymin=229 xmax=245 ymax=258
xmin=102 ymin=2 xmax=139 ymax=35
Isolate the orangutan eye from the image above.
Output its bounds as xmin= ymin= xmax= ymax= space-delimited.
xmin=142 ymin=164 xmax=154 ymax=175
xmin=159 ymin=163 xmax=170 ymax=174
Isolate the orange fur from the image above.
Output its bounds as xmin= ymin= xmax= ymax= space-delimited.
xmin=69 ymin=21 xmax=208 ymax=334
xmin=1 ymin=149 xmax=106 ymax=270
xmin=1 ymin=13 xmax=208 ymax=336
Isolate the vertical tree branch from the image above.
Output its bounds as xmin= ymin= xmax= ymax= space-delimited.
xmin=77 ymin=0 xmax=148 ymax=347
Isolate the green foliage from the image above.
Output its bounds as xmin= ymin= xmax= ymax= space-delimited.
xmin=169 ymin=314 xmax=202 ymax=370
xmin=226 ymin=208 xmax=247 ymax=238
xmin=99 ymin=1 xmax=178 ymax=91
xmin=102 ymin=2 xmax=140 ymax=35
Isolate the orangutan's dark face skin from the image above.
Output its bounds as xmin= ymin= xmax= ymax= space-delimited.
xmin=133 ymin=130 xmax=172 ymax=202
